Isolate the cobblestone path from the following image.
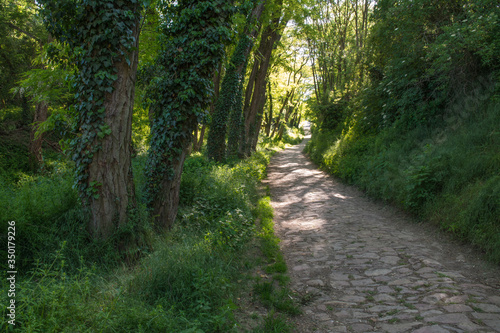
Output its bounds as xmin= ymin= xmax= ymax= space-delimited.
xmin=264 ymin=133 xmax=500 ymax=333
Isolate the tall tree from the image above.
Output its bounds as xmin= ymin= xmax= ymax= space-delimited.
xmin=144 ymin=0 xmax=235 ymax=230
xmin=240 ymin=0 xmax=290 ymax=157
xmin=304 ymin=0 xmax=372 ymax=129
xmin=40 ymin=0 xmax=143 ymax=239
xmin=207 ymin=0 xmax=267 ymax=162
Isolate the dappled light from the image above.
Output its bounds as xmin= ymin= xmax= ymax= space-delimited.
xmin=1 ymin=0 xmax=499 ymax=331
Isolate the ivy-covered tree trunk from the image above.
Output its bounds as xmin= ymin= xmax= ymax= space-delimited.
xmin=226 ymin=76 xmax=246 ymax=158
xmin=40 ymin=0 xmax=143 ymax=239
xmin=207 ymin=0 xmax=266 ymax=162
xmin=144 ymin=1 xmax=235 ymax=230
xmin=206 ymin=34 xmax=252 ymax=161
xmin=87 ymin=26 xmax=140 ymax=238
xmin=194 ymin=63 xmax=223 ymax=152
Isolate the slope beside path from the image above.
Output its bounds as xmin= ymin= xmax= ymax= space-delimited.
xmin=264 ymin=132 xmax=500 ymax=333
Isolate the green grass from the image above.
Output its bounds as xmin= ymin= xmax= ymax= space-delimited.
xmin=0 ymin=138 xmax=291 ymax=332
xmin=253 ymin=311 xmax=293 ymax=333
xmin=252 ymin=196 xmax=301 ymax=320
xmin=0 ymin=117 xmax=305 ymax=332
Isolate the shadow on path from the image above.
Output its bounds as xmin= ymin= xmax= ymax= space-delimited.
xmin=264 ymin=134 xmax=500 ymax=333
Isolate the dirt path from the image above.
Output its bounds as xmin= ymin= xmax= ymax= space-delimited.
xmin=264 ymin=132 xmax=500 ymax=333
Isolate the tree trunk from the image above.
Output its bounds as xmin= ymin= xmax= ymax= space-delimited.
xmin=207 ymin=1 xmax=266 ymax=161
xmin=227 ymin=76 xmax=245 ymax=158
xmin=150 ymin=119 xmax=195 ymax=230
xmin=265 ymin=81 xmax=273 ymax=136
xmin=87 ymin=20 xmax=140 ymax=239
xmin=145 ymin=1 xmax=234 ymax=230
xmin=29 ymin=101 xmax=48 ymax=171
xmin=193 ymin=124 xmax=206 ymax=152
xmin=251 ymin=96 xmax=266 ymax=151
xmin=241 ymin=1 xmax=288 ymax=156
xmin=242 ymin=29 xmax=281 ymax=156
xmin=194 ymin=62 xmax=223 ymax=152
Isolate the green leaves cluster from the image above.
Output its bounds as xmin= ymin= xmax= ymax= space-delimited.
xmin=357 ymin=0 xmax=500 ymax=132
xmin=0 ymin=0 xmax=46 ymax=107
xmin=39 ymin=0 xmax=143 ymax=201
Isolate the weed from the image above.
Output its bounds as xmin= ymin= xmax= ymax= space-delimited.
xmin=254 ymin=310 xmax=292 ymax=333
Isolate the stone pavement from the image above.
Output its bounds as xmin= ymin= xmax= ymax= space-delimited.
xmin=264 ymin=134 xmax=500 ymax=333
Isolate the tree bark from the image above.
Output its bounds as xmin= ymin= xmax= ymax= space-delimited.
xmin=241 ymin=24 xmax=283 ymax=156
xmin=265 ymin=80 xmax=273 ymax=136
xmin=29 ymin=101 xmax=48 ymax=171
xmin=87 ymin=19 xmax=140 ymax=239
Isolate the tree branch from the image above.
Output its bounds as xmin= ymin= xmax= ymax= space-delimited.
xmin=7 ymin=22 xmax=42 ymax=45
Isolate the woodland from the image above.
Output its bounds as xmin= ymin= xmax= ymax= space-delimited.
xmin=0 ymin=0 xmax=499 ymax=331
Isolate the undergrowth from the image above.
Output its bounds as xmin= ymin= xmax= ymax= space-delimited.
xmin=0 ymin=136 xmax=297 ymax=331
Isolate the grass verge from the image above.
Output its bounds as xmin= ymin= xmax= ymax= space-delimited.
xmin=0 ymin=139 xmax=300 ymax=332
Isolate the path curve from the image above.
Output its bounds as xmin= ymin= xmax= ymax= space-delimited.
xmin=264 ymin=132 xmax=500 ymax=333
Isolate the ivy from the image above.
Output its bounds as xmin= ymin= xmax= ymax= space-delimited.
xmin=143 ymin=1 xmax=236 ymax=211
xmin=39 ymin=0 xmax=144 ymax=203
xmin=207 ymin=0 xmax=265 ymax=161
xmin=207 ymin=33 xmax=252 ymax=162
xmin=227 ymin=57 xmax=249 ymax=159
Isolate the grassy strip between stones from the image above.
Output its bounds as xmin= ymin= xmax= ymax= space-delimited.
xmin=250 ymin=196 xmax=302 ymax=332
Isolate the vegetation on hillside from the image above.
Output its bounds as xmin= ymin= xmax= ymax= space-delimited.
xmin=304 ymin=0 xmax=500 ymax=262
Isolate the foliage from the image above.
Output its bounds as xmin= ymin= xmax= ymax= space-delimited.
xmin=39 ymin=0 xmax=144 ymax=202
xmin=306 ymin=94 xmax=500 ymax=262
xmin=1 ymin=146 xmax=276 ymax=332
xmin=0 ymin=160 xmax=150 ymax=273
xmin=0 ymin=0 xmax=46 ymax=109
xmin=207 ymin=32 xmax=252 ymax=162
xmin=0 ymin=128 xmax=32 ymax=179
xmin=305 ymin=0 xmax=500 ymax=263
xmin=143 ymin=0 xmax=236 ymax=209
xmin=358 ymin=0 xmax=500 ymax=132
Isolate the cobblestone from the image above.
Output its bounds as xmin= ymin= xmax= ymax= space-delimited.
xmin=265 ymin=134 xmax=500 ymax=332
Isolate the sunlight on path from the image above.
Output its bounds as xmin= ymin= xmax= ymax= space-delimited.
xmin=265 ymin=134 xmax=500 ymax=333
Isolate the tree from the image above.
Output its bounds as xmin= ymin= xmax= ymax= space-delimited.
xmin=207 ymin=0 xmax=267 ymax=162
xmin=240 ymin=0 xmax=290 ymax=157
xmin=0 ymin=0 xmax=45 ymax=111
xmin=303 ymin=0 xmax=372 ymax=130
xmin=267 ymin=29 xmax=309 ymax=137
xmin=40 ymin=0 xmax=143 ymax=239
xmin=143 ymin=0 xmax=236 ymax=230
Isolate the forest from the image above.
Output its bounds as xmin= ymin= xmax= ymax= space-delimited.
xmin=0 ymin=0 xmax=499 ymax=332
